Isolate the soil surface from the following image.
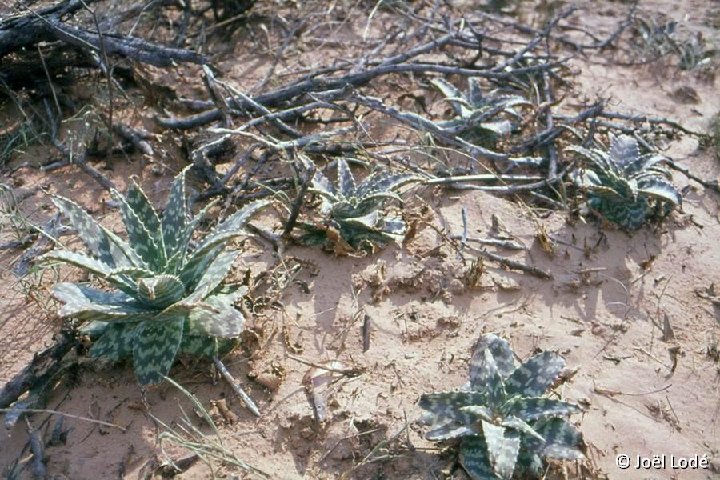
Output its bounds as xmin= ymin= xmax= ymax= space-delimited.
xmin=1 ymin=1 xmax=719 ymax=479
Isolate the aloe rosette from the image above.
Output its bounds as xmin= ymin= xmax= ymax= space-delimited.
xmin=303 ymin=158 xmax=418 ymax=250
xmin=41 ymin=168 xmax=269 ymax=385
xmin=419 ymin=334 xmax=584 ymax=479
xmin=570 ymin=135 xmax=681 ymax=230
xmin=431 ymin=78 xmax=528 ymax=144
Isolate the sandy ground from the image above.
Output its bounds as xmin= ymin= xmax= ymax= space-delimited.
xmin=1 ymin=0 xmax=719 ymax=479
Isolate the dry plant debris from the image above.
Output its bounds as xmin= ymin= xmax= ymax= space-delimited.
xmin=0 ymin=0 xmax=719 ymax=478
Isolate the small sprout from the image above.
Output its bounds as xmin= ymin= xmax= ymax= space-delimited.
xmin=569 ymin=135 xmax=681 ymax=230
xmin=418 ymin=334 xmax=584 ymax=480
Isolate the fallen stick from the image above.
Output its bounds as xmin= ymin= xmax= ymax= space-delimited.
xmin=0 ymin=0 xmax=204 ymax=67
xmin=450 ymin=235 xmax=526 ymax=250
xmin=0 ymin=332 xmax=76 ymax=410
xmin=471 ymin=247 xmax=552 ymax=279
xmin=213 ymin=357 xmax=260 ymax=418
xmin=0 ymin=408 xmax=126 ymax=432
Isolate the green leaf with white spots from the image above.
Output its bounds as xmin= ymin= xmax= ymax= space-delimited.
xmin=337 ymin=158 xmax=356 ymax=197
xmin=530 ymin=418 xmax=584 ymax=460
xmin=482 ymin=420 xmax=520 ymax=480
xmin=502 ymin=397 xmax=580 ymax=422
xmin=341 ymin=211 xmax=380 ymax=229
xmin=459 ymin=436 xmax=499 ymax=480
xmin=51 ymin=196 xmax=140 ymax=268
xmin=206 ymin=199 xmax=271 ymax=240
xmin=459 ymin=405 xmax=494 ymax=423
xmin=90 ymin=322 xmax=139 ymax=361
xmin=185 ymin=250 xmax=239 ymax=302
xmin=125 ymin=182 xmax=163 ymax=248
xmin=418 ymin=391 xmax=488 ymax=423
xmin=133 ymin=315 xmax=185 ymax=385
xmin=470 ymin=334 xmax=516 ymax=387
xmin=637 ymin=177 xmax=681 ymax=205
xmin=162 ymin=167 xmax=190 ymax=259
xmin=168 ymin=199 xmax=219 ymax=273
xmin=425 ymin=421 xmax=480 ymax=441
xmin=183 ymin=201 xmax=268 ymax=271
xmin=499 ymin=416 xmax=545 ymax=443
xmin=179 ymin=243 xmax=223 ymax=288
xmin=40 ymin=250 xmax=138 ymax=294
xmin=186 ymin=294 xmax=245 ymax=338
xmin=432 ymin=78 xmax=470 ymax=117
xmin=505 ymin=351 xmax=565 ymax=397
xmin=474 ymin=349 xmax=506 ymax=407
xmin=311 ymin=169 xmax=336 ymax=198
xmin=180 ymin=335 xmax=219 ymax=358
xmin=52 ymin=282 xmax=147 ymax=322
xmin=609 ymin=134 xmax=640 ymax=168
xmin=354 ymin=172 xmax=418 ymax=198
xmin=112 ymin=189 xmax=165 ymax=269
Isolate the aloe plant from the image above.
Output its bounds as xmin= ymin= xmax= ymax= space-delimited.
xmin=570 ymin=135 xmax=681 ymax=230
xmin=301 ymin=158 xmax=417 ymax=251
xmin=431 ymin=78 xmax=528 ymax=145
xmin=40 ymin=168 xmax=269 ymax=385
xmin=418 ymin=334 xmax=584 ymax=480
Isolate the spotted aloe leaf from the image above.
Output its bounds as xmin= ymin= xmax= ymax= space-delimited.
xmin=460 ymin=436 xmax=499 ymax=480
xmin=180 ymin=335 xmax=220 ymax=358
xmin=425 ymin=419 xmax=480 ymax=441
xmin=179 ymin=245 xmax=224 ymax=291
xmin=42 ymin=250 xmax=136 ymax=294
xmin=89 ymin=322 xmax=138 ymax=362
xmin=382 ymin=213 xmax=407 ymax=237
xmin=523 ymin=418 xmax=584 ymax=459
xmin=354 ymin=172 xmax=418 ymax=198
xmin=499 ymin=417 xmax=545 ymax=443
xmin=482 ymin=421 xmax=521 ymax=480
xmin=207 ymin=198 xmax=272 ymax=240
xmin=419 ymin=392 xmax=489 ymax=421
xmin=133 ymin=315 xmax=185 ymax=385
xmin=470 ymin=335 xmax=516 ymax=389
xmin=418 ymin=333 xmax=584 ymax=480
xmin=184 ymin=250 xmax=240 ymax=302
xmin=186 ymin=291 xmax=246 ymax=338
xmin=469 ymin=348 xmax=506 ymax=407
xmin=502 ymin=397 xmax=579 ymax=422
xmin=637 ymin=177 xmax=682 ymax=205
xmin=113 ymin=189 xmax=165 ymax=270
xmin=125 ymin=182 xmax=163 ymax=248
xmin=52 ymin=283 xmax=146 ymax=322
xmin=432 ymin=78 xmax=471 ymax=116
xmin=419 ymin=391 xmax=488 ymax=440
xmin=162 ymin=167 xmax=190 ymax=259
xmin=167 ymin=199 xmax=219 ymax=273
xmin=50 ymin=196 xmax=141 ymax=269
xmin=505 ymin=351 xmax=565 ymax=397
xmin=337 ymin=158 xmax=356 ymax=197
